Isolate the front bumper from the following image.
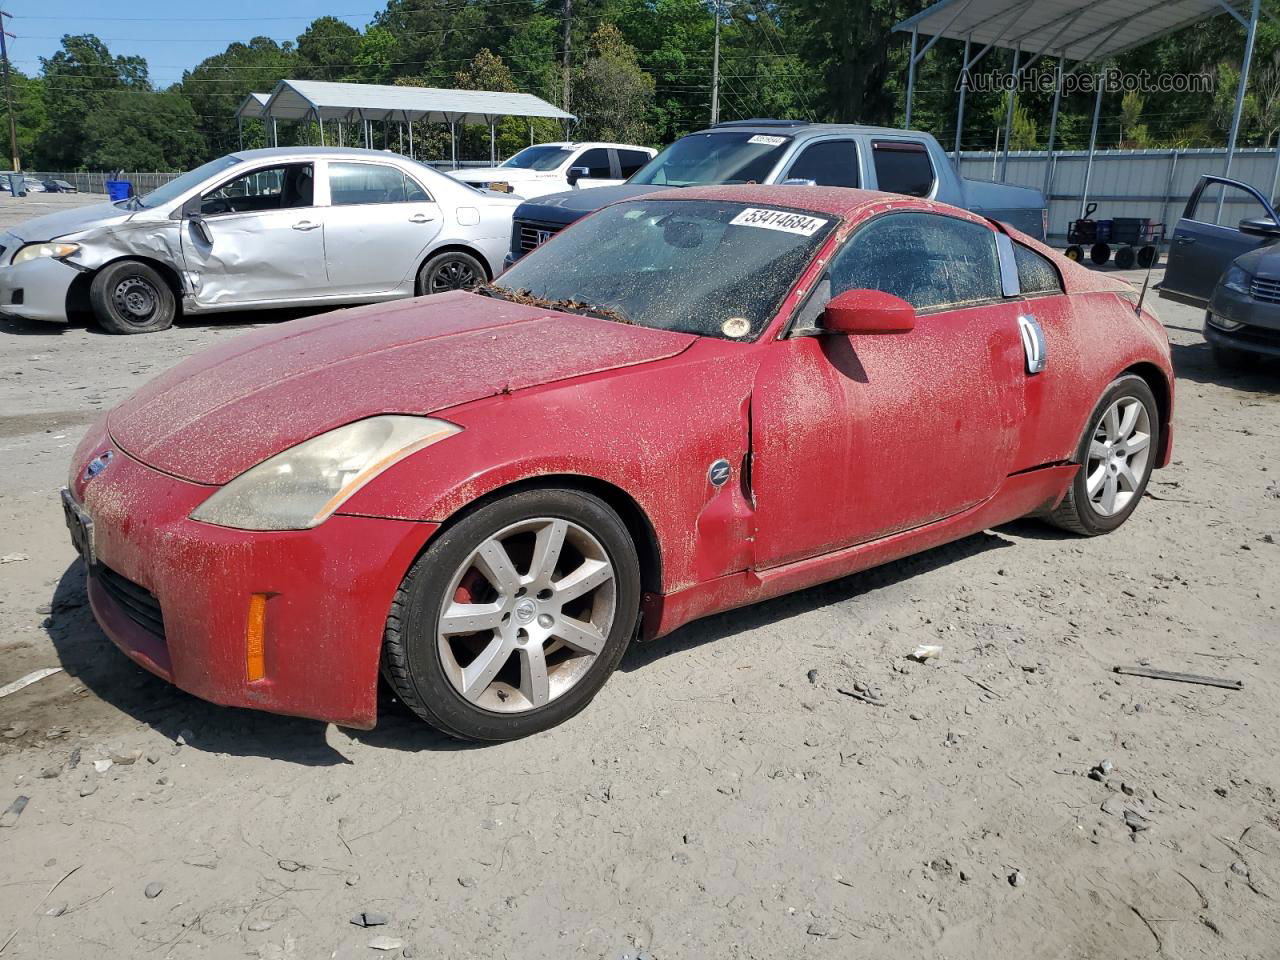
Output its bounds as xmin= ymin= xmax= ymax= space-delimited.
xmin=0 ymin=255 xmax=79 ymax=322
xmin=68 ymin=426 xmax=438 ymax=728
xmin=1206 ymin=284 xmax=1280 ymax=359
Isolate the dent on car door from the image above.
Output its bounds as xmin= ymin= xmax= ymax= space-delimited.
xmin=1162 ymin=176 xmax=1280 ymax=305
xmin=749 ymin=212 xmax=1026 ymax=569
xmin=321 ymin=161 xmax=443 ymax=294
xmin=181 ymin=162 xmax=327 ymax=305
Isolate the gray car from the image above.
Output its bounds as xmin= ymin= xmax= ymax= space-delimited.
xmin=1161 ymin=174 xmax=1280 ymax=368
xmin=0 ymin=147 xmax=520 ymax=334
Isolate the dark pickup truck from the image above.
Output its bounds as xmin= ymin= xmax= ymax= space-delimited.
xmin=507 ymin=119 xmax=1048 ymax=263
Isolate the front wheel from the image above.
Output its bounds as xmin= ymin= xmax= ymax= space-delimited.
xmin=415 ymin=250 xmax=487 ymax=296
xmin=381 ymin=488 xmax=641 ymax=741
xmin=88 ymin=260 xmax=176 ymax=334
xmin=1046 ymin=374 xmax=1159 ymax=536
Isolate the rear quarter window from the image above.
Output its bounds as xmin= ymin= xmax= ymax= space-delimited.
xmin=1013 ymin=243 xmax=1063 ymax=295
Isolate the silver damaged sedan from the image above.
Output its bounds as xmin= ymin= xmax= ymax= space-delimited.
xmin=0 ymin=147 xmax=521 ymax=334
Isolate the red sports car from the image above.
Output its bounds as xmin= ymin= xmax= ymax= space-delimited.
xmin=64 ymin=185 xmax=1173 ymax=741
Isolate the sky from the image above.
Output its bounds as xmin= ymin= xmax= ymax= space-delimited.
xmin=4 ymin=0 xmax=383 ymax=87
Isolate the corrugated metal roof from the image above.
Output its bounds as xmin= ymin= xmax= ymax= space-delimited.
xmin=260 ymin=79 xmax=575 ymax=124
xmin=895 ymin=0 xmax=1249 ymax=62
xmin=235 ymin=92 xmax=271 ymax=119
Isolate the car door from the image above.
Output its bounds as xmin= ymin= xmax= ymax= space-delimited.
xmin=779 ymin=138 xmax=859 ymax=187
xmin=1162 ymin=176 xmax=1280 ymax=305
xmin=321 ymin=160 xmax=443 ymax=295
xmin=568 ymin=147 xmax=616 ymax=188
xmin=750 ymin=211 xmax=1026 ymax=568
xmin=180 ymin=162 xmax=328 ymax=306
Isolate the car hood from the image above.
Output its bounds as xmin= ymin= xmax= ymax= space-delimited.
xmin=7 ymin=201 xmax=134 ymax=242
xmin=1234 ymin=243 xmax=1280 ymax=279
xmin=108 ymin=291 xmax=696 ymax=485
xmin=456 ymin=166 xmax=552 ymax=182
xmin=514 ymin=184 xmax=665 ymax=226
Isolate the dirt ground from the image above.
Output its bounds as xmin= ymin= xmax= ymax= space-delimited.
xmin=0 ymin=191 xmax=1278 ymax=960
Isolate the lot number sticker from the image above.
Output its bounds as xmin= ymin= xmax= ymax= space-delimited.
xmin=729 ymin=207 xmax=828 ymax=236
xmin=747 ymin=134 xmax=787 ymax=146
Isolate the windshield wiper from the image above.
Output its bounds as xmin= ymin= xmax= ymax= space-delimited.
xmin=481 ymin=285 xmax=632 ymax=325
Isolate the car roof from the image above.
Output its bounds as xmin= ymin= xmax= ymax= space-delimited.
xmin=699 ymin=119 xmax=931 ymax=139
xmin=229 ymin=146 xmax=427 ymax=163
xmin=636 ymin=184 xmax=919 ymax=220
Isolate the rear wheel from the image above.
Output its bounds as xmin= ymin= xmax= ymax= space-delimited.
xmin=415 ymin=250 xmax=487 ymax=296
xmin=1064 ymin=245 xmax=1084 ymax=262
xmin=1137 ymin=244 xmax=1159 ymax=268
xmin=88 ymin=260 xmax=176 ymax=334
xmin=382 ymin=488 xmax=641 ymax=741
xmin=1089 ymin=242 xmax=1111 ymax=265
xmin=1114 ymin=245 xmax=1136 ymax=269
xmin=1047 ymin=374 xmax=1158 ymax=536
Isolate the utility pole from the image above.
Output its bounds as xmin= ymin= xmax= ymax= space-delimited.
xmin=561 ymin=0 xmax=572 ymax=113
xmin=710 ymin=2 xmax=721 ymax=125
xmin=0 ymin=8 xmax=19 ymax=172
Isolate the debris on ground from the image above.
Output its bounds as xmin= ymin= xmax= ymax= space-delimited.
xmin=909 ymin=644 xmax=944 ymax=662
xmin=350 ymin=911 xmax=388 ymax=928
xmin=0 ymin=795 xmax=29 ymax=828
xmin=0 ymin=668 xmax=62 ymax=699
xmin=1113 ymin=665 xmax=1243 ymax=690
xmin=143 ymin=881 xmax=164 ymax=899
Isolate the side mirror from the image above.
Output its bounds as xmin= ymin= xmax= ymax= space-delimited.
xmin=1239 ymin=216 xmax=1280 ymax=238
xmin=566 ymin=165 xmax=590 ymax=186
xmin=822 ymin=289 xmax=915 ymax=335
xmin=180 ymin=194 xmax=213 ymax=244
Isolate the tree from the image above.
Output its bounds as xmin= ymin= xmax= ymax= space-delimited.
xmin=297 ymin=17 xmax=362 ymax=81
xmin=82 ymin=90 xmax=207 ymax=170
xmin=37 ymin=34 xmax=149 ymax=168
xmin=180 ymin=37 xmax=297 ymax=158
xmin=7 ymin=70 xmax=48 ymax=168
xmin=574 ymin=24 xmax=655 ymax=143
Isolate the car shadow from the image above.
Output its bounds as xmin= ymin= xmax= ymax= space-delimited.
xmin=1 ymin=306 xmax=333 ymax=337
xmin=620 ymin=530 xmax=1015 ymax=673
xmin=44 ymin=561 xmax=473 ymax=764
xmin=1170 ymin=338 xmax=1279 ymax=390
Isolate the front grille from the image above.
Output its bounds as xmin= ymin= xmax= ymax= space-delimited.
xmin=96 ymin=565 xmax=165 ymax=639
xmin=1250 ymin=277 xmax=1280 ymax=303
xmin=515 ymin=219 xmax=562 ymax=253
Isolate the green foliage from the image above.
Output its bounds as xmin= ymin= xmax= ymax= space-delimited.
xmin=83 ymin=90 xmax=207 ymax=171
xmin=573 ymin=24 xmax=655 ymax=142
xmin=179 ymin=37 xmax=298 ymax=158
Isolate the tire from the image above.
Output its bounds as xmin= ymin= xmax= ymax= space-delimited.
xmin=381 ymin=488 xmax=641 ymax=741
xmin=88 ymin=260 xmax=176 ymax=334
xmin=415 ymin=249 xmax=487 ymax=296
xmin=1065 ymin=245 xmax=1084 ymax=262
xmin=1114 ymin=245 xmax=1136 ymax=269
xmin=1089 ymin=242 xmax=1111 ymax=266
xmin=1210 ymin=342 xmax=1259 ymax=370
xmin=1047 ymin=374 xmax=1159 ymax=536
xmin=1137 ymin=244 xmax=1159 ymax=268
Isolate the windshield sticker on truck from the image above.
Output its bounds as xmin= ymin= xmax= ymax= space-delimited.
xmin=747 ymin=135 xmax=787 ymax=146
xmin=729 ymin=207 xmax=829 ymax=236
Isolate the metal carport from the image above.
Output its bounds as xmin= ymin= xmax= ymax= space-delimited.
xmin=895 ymin=0 xmax=1264 ymax=214
xmin=257 ymin=79 xmax=576 ymax=166
xmin=234 ymin=92 xmax=272 ymax=150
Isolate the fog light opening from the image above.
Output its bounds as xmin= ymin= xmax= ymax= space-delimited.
xmin=246 ymin=593 xmax=269 ymax=682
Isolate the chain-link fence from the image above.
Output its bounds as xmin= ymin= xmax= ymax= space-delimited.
xmin=13 ymin=159 xmax=501 ymax=195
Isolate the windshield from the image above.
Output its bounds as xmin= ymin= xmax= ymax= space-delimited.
xmin=502 ymin=145 xmax=575 ymax=171
xmin=628 ymin=132 xmax=792 ymax=187
xmin=135 ymin=155 xmax=243 ymax=209
xmin=493 ymin=199 xmax=834 ymax=340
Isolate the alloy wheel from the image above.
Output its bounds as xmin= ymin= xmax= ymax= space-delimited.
xmin=428 ymin=258 xmax=480 ymax=293
xmin=1085 ymin=396 xmax=1153 ymax=517
xmin=436 ymin=518 xmax=616 ymax=713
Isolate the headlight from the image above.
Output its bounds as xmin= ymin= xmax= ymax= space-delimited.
xmin=11 ymin=242 xmax=80 ymax=266
xmin=1222 ymin=265 xmax=1252 ymax=294
xmin=190 ymin=416 xmax=461 ymax=530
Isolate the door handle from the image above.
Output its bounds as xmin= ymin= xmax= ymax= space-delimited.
xmin=1016 ymin=314 xmax=1047 ymax=375
xmin=1175 ymin=236 xmax=1196 ymax=245
xmin=408 ymin=214 xmax=436 ymax=224
xmin=292 ymin=220 xmax=320 ymax=231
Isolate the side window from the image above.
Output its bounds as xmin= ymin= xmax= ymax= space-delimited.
xmin=617 ymin=149 xmax=651 ymax=178
xmin=784 ymin=140 xmax=859 ymax=188
xmin=574 ymin=148 xmax=612 ymax=179
xmin=871 ymin=141 xmax=935 ymax=198
xmin=329 ymin=162 xmax=409 ymax=206
xmin=402 ymin=173 xmax=432 ymax=203
xmin=201 ymin=163 xmax=313 ymax=215
xmin=1013 ymin=243 xmax=1063 ymax=296
xmin=830 ymin=212 xmax=1001 ymax=311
